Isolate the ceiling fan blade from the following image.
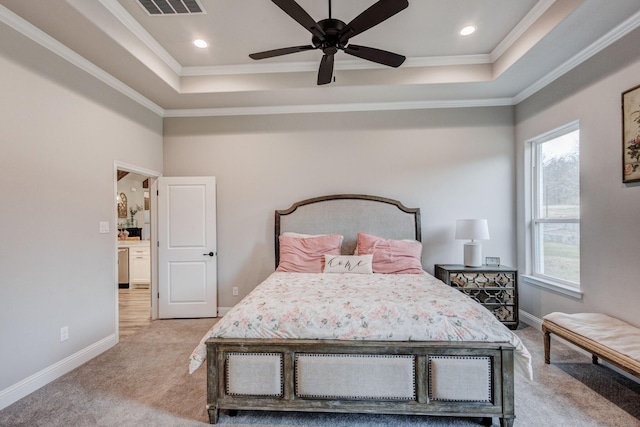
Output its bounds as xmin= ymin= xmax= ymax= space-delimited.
xmin=271 ymin=0 xmax=326 ymax=40
xmin=317 ymin=54 xmax=334 ymax=85
xmin=338 ymin=0 xmax=408 ymax=44
xmin=343 ymin=44 xmax=405 ymax=67
xmin=249 ymin=45 xmax=316 ymax=60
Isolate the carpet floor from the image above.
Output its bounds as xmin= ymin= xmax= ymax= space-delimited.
xmin=1 ymin=319 xmax=639 ymax=427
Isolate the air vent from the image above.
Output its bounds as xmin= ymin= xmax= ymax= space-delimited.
xmin=137 ymin=0 xmax=205 ymax=15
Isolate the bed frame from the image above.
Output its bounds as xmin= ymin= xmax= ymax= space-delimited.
xmin=206 ymin=195 xmax=515 ymax=426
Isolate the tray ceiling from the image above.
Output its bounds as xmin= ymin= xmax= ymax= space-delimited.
xmin=1 ymin=0 xmax=639 ymax=116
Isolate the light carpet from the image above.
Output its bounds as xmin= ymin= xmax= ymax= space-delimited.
xmin=1 ymin=319 xmax=639 ymax=427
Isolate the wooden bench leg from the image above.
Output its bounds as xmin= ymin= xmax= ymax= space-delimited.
xmin=543 ymin=328 xmax=551 ymax=364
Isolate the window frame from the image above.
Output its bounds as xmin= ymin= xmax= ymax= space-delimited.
xmin=527 ymin=120 xmax=581 ymax=294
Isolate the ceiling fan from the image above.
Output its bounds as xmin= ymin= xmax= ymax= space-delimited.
xmin=249 ymin=0 xmax=409 ymax=85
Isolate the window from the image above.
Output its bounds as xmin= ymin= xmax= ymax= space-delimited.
xmin=531 ymin=122 xmax=580 ymax=289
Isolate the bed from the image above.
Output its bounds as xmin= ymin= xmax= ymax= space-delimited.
xmin=190 ymin=194 xmax=532 ymax=426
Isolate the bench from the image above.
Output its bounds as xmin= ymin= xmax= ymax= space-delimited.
xmin=542 ymin=312 xmax=640 ymax=379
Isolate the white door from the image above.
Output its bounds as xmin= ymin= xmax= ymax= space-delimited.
xmin=157 ymin=176 xmax=217 ymax=318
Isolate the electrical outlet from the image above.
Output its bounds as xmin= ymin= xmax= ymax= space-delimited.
xmin=99 ymin=221 xmax=109 ymax=234
xmin=60 ymin=326 xmax=69 ymax=342
xmin=232 ymin=287 xmax=238 ymax=296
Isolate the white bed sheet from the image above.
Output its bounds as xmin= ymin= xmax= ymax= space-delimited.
xmin=189 ymin=272 xmax=532 ymax=379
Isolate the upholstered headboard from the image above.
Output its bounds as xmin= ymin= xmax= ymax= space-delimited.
xmin=274 ymin=194 xmax=421 ymax=268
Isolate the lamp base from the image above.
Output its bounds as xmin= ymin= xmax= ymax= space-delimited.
xmin=463 ymin=242 xmax=482 ymax=267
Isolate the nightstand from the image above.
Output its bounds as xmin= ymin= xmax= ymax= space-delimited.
xmin=434 ymin=264 xmax=519 ymax=330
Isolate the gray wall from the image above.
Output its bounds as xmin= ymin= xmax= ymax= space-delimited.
xmin=515 ymin=28 xmax=640 ymax=325
xmin=5 ymin=4 xmax=640 ymax=410
xmin=0 ymin=23 xmax=163 ymax=401
xmin=163 ymin=107 xmax=517 ymax=308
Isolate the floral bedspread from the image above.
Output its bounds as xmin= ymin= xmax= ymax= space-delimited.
xmin=189 ymin=272 xmax=532 ymax=379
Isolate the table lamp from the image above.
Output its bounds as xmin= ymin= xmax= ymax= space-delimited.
xmin=455 ymin=219 xmax=490 ymax=267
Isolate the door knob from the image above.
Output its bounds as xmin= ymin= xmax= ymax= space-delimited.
xmin=203 ymin=251 xmax=215 ymax=257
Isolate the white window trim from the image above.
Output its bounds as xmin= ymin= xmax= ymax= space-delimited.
xmin=521 ymin=274 xmax=583 ymax=299
xmin=527 ymin=120 xmax=581 ymax=294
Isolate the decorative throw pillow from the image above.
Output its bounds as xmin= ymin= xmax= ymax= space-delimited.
xmin=356 ymin=232 xmax=424 ymax=274
xmin=323 ymin=254 xmax=374 ymax=274
xmin=276 ymin=233 xmax=342 ymax=273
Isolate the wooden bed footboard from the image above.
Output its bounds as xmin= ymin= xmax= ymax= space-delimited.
xmin=205 ymin=338 xmax=516 ymax=427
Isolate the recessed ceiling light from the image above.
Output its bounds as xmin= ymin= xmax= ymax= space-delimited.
xmin=193 ymin=39 xmax=208 ymax=48
xmin=459 ymin=26 xmax=476 ymax=36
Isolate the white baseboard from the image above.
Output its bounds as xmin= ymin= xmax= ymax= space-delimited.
xmin=0 ymin=334 xmax=117 ymax=410
xmin=519 ymin=309 xmax=543 ymax=330
xmin=217 ymin=306 xmax=232 ymax=317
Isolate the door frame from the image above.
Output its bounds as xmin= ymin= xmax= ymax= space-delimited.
xmin=113 ymin=161 xmax=161 ymax=341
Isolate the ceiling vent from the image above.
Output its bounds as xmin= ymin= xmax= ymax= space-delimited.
xmin=137 ymin=0 xmax=205 ymax=15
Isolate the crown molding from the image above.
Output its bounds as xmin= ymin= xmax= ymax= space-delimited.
xmin=99 ymin=0 xmax=183 ymax=75
xmin=163 ymin=97 xmax=514 ymax=118
xmin=0 ymin=4 xmax=164 ymax=116
xmin=491 ymin=0 xmax=556 ymax=62
xmin=514 ymin=8 xmax=640 ymax=104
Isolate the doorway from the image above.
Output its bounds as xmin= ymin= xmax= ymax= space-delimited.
xmin=114 ymin=163 xmax=160 ymax=340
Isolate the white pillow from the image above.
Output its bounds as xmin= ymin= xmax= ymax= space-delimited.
xmin=323 ymin=254 xmax=373 ymax=274
xmin=282 ymin=232 xmax=344 ymax=245
xmin=282 ymin=232 xmax=322 ymax=238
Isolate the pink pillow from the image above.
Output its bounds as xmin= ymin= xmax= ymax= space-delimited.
xmin=356 ymin=232 xmax=424 ymax=274
xmin=276 ymin=233 xmax=342 ymax=273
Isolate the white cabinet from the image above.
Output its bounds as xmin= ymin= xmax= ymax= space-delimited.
xmin=129 ymin=244 xmax=150 ymax=287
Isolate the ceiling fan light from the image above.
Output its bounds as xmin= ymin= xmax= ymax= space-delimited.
xmin=193 ymin=39 xmax=208 ymax=48
xmin=459 ymin=26 xmax=476 ymax=36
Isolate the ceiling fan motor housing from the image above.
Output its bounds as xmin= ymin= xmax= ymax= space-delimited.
xmin=313 ymin=19 xmax=348 ymax=54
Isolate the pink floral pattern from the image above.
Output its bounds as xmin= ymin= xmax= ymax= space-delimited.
xmin=189 ymin=272 xmax=532 ymax=379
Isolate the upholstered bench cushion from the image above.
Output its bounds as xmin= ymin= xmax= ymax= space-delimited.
xmin=543 ymin=312 xmax=640 ymax=365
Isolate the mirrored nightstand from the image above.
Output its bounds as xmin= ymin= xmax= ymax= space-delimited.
xmin=434 ymin=264 xmax=519 ymax=330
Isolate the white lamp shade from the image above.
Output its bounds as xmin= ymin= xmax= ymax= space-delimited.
xmin=455 ymin=219 xmax=490 ymax=241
